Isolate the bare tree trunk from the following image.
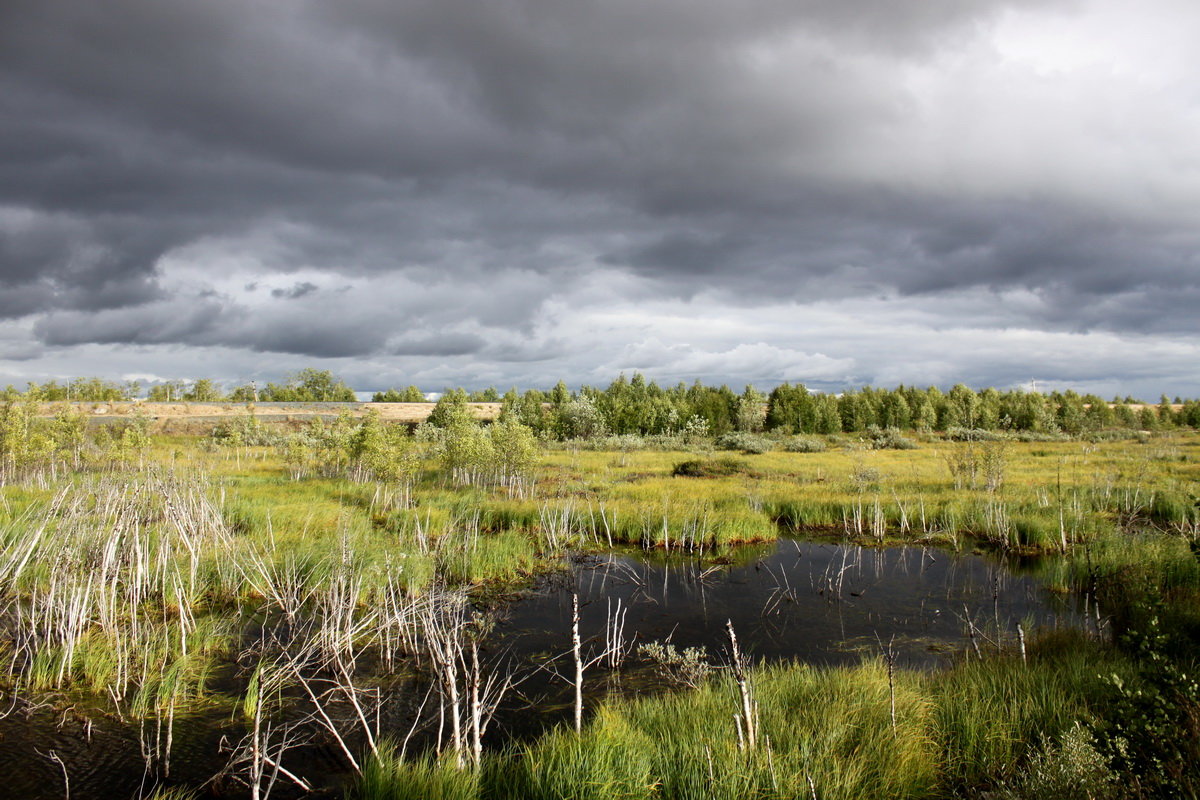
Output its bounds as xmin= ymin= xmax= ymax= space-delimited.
xmin=573 ymin=592 xmax=584 ymax=734
xmin=470 ymin=641 xmax=483 ymax=767
xmin=963 ymin=605 xmax=983 ymax=660
xmin=250 ymin=680 xmax=263 ymax=800
xmin=726 ymin=619 xmax=757 ymax=751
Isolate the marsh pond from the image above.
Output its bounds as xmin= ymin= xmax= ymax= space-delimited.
xmin=0 ymin=537 xmax=1087 ymax=799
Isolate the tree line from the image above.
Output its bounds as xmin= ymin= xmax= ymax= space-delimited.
xmin=9 ymin=369 xmax=357 ymax=403
xmin=9 ymin=369 xmax=1200 ymax=436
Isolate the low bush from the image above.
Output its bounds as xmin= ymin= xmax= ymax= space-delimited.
xmin=865 ymin=425 xmax=917 ymax=450
xmin=782 ymin=436 xmax=826 ymax=453
xmin=672 ymin=458 xmax=754 ymax=478
xmin=714 ymin=432 xmax=771 ymax=454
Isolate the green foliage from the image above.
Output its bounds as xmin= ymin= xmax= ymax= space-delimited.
xmin=714 ymin=431 xmax=770 ymax=454
xmin=3 ymin=395 xmax=1200 ymax=800
xmin=0 ymin=388 xmax=102 ymax=480
xmin=1147 ymin=490 xmax=1199 ymax=532
xmin=210 ymin=410 xmax=288 ymax=447
xmin=146 ymin=377 xmax=225 ymax=402
xmin=734 ymin=385 xmax=767 ymax=433
xmin=946 ymin=426 xmax=1009 ymax=442
xmin=994 ymin=723 xmax=1119 ymax=800
xmin=469 ymin=386 xmax=501 ymax=402
xmin=943 ymin=440 xmax=1007 ymax=491
xmin=489 ymin=416 xmax=539 ymax=495
xmin=356 ymin=748 xmax=479 ymax=800
xmin=864 ymin=425 xmax=917 ymax=450
xmin=781 ymin=436 xmax=826 ymax=453
xmin=28 ymin=377 xmax=133 ymax=401
xmin=184 ymin=378 xmax=222 ymax=401
xmin=348 ymin=411 xmax=420 ymax=506
xmin=637 ymin=641 xmax=713 ymax=688
xmin=932 ymin=635 xmax=1113 ymax=792
xmin=1093 ymin=616 xmax=1200 ymax=797
xmin=10 ymin=374 xmax=1200 ymax=445
xmin=427 ymin=388 xmax=473 ymax=428
xmin=555 ymin=394 xmax=609 ymax=439
xmin=258 ymin=368 xmax=356 ymax=401
xmin=0 ymin=387 xmax=48 ymax=480
xmin=372 ymin=385 xmax=426 ymax=402
xmin=147 ymin=380 xmax=188 ymax=402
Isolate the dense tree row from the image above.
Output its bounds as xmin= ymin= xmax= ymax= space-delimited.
xmin=765 ymin=383 xmax=1200 ymax=435
xmin=456 ymin=375 xmax=1200 ymax=439
xmin=9 ymin=368 xmax=1200 ymax=438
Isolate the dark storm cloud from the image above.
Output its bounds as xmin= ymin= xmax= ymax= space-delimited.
xmin=271 ymin=282 xmax=319 ymax=300
xmin=33 ymin=300 xmax=224 ymax=347
xmin=0 ymin=0 xmax=1195 ymax=381
xmin=231 ymin=322 xmax=388 ymax=359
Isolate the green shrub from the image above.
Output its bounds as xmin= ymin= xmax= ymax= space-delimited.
xmin=782 ymin=436 xmax=826 ymax=453
xmin=865 ymin=425 xmax=917 ymax=450
xmin=994 ymin=724 xmax=1119 ymax=800
xmin=714 ymin=432 xmax=770 ymax=454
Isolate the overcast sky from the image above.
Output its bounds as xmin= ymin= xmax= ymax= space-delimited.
xmin=2 ymin=0 xmax=1198 ymax=397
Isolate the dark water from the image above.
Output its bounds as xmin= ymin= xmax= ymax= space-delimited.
xmin=504 ymin=539 xmax=1080 ymax=669
xmin=0 ymin=539 xmax=1084 ymax=799
xmin=486 ymin=539 xmax=1084 ymax=732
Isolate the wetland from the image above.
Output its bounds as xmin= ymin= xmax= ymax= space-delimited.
xmin=0 ymin=393 xmax=1196 ymax=798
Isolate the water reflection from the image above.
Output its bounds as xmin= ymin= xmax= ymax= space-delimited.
xmin=500 ymin=539 xmax=1083 ymax=672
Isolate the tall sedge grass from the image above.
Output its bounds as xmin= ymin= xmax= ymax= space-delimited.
xmin=355 ymin=630 xmax=1124 ymax=800
xmin=355 ymin=745 xmax=481 ymax=800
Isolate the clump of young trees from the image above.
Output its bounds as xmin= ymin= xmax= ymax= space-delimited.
xmin=147 ymin=378 xmax=224 ymax=402
xmin=230 ymin=368 xmax=357 ymax=402
xmin=16 ymin=377 xmax=137 ymax=401
xmin=420 ymin=390 xmax=538 ymax=495
xmin=271 ymin=393 xmax=539 ymax=505
xmin=0 ymin=388 xmax=151 ymax=483
xmin=371 ymin=386 xmax=426 ymax=402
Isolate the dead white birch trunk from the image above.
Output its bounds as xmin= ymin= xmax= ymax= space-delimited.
xmin=470 ymin=640 xmax=483 ymax=767
xmin=573 ymin=592 xmax=584 ymax=734
xmin=726 ymin=619 xmax=757 ymax=751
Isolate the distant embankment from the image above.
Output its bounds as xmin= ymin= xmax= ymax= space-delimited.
xmin=36 ymin=401 xmax=503 ymax=434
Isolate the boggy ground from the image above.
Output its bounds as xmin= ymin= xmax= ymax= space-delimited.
xmin=0 ymin=428 xmax=1196 ymax=798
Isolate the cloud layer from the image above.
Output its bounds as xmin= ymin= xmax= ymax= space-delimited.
xmin=1 ymin=0 xmax=1197 ymax=396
